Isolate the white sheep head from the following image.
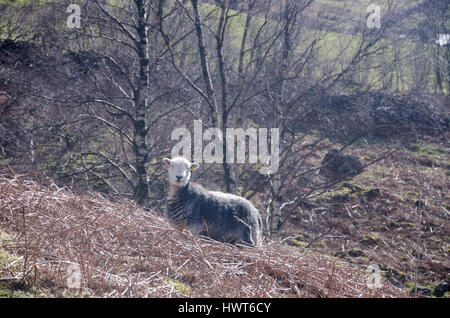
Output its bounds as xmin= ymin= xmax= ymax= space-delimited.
xmin=163 ymin=157 xmax=199 ymax=188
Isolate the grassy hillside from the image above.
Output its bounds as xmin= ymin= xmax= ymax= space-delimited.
xmin=201 ymin=1 xmax=444 ymax=93
xmin=1 ymin=0 xmax=445 ymax=93
xmin=0 ymin=0 xmax=32 ymax=6
xmin=312 ymin=0 xmax=425 ymax=33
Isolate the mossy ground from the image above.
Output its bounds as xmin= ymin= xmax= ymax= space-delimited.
xmin=0 ymin=281 xmax=90 ymax=298
xmin=1 ymin=230 xmax=91 ymax=298
xmin=162 ymin=277 xmax=192 ymax=296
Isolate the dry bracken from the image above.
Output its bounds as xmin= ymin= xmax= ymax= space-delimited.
xmin=0 ymin=173 xmax=407 ymax=297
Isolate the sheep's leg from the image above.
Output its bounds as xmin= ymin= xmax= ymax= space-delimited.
xmin=232 ymin=215 xmax=255 ymax=246
xmin=243 ymin=226 xmax=255 ymax=246
xmin=187 ymin=222 xmax=203 ymax=237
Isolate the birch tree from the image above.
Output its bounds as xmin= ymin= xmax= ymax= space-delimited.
xmin=54 ymin=0 xmax=182 ymax=204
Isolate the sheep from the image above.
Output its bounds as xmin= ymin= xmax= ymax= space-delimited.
xmin=163 ymin=157 xmax=263 ymax=246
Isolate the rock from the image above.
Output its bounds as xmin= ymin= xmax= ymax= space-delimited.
xmin=320 ymin=149 xmax=363 ymax=180
xmin=433 ymin=282 xmax=449 ymax=297
xmin=385 ymin=268 xmax=409 ymax=284
xmin=364 ymin=188 xmax=381 ymax=200
xmin=412 ymin=286 xmax=432 ymax=297
xmin=417 ymin=156 xmax=434 ymax=167
xmin=348 ymin=250 xmax=365 ymax=257
xmin=388 ymin=278 xmax=404 ymax=289
xmin=334 ymin=251 xmax=347 ymax=258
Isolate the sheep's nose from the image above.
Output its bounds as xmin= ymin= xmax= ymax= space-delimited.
xmin=176 ymin=175 xmax=182 ymax=181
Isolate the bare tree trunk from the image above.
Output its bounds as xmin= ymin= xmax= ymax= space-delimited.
xmin=191 ymin=0 xmax=238 ymax=192
xmin=191 ymin=0 xmax=219 ymax=128
xmin=270 ymin=0 xmax=293 ymax=234
xmin=216 ymin=0 xmax=236 ymax=193
xmin=133 ymin=0 xmax=150 ymax=204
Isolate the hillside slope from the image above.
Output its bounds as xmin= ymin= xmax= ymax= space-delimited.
xmin=0 ymin=174 xmax=406 ymax=298
xmin=283 ymin=137 xmax=449 ymax=297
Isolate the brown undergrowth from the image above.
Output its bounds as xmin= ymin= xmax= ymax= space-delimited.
xmin=285 ymin=138 xmax=449 ymax=295
xmin=0 ymin=174 xmax=406 ymax=297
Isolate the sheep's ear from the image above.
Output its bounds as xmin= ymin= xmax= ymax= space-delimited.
xmin=190 ymin=163 xmax=199 ymax=171
xmin=163 ymin=158 xmax=172 ymax=168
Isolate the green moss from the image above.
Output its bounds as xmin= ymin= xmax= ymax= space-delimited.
xmin=342 ymin=183 xmax=364 ymax=193
xmin=284 ymin=233 xmax=312 ymax=249
xmin=404 ymin=281 xmax=415 ymax=292
xmin=286 ymin=239 xmax=308 ymax=249
xmin=412 ymin=143 xmax=448 ymax=158
xmin=388 ymin=220 xmax=400 ymax=229
xmin=388 ymin=220 xmax=417 ymax=229
xmin=162 ymin=277 xmax=191 ymax=296
xmin=294 ymin=233 xmax=310 ymax=241
xmin=400 ymin=256 xmax=409 ymax=263
xmin=318 ymin=182 xmax=371 ymax=202
xmin=398 ymin=221 xmax=417 ymax=229
xmin=360 ymin=234 xmax=380 ymax=245
xmin=0 ymin=284 xmax=13 ymax=297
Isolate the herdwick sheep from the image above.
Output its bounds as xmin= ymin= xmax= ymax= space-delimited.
xmin=163 ymin=157 xmax=263 ymax=246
